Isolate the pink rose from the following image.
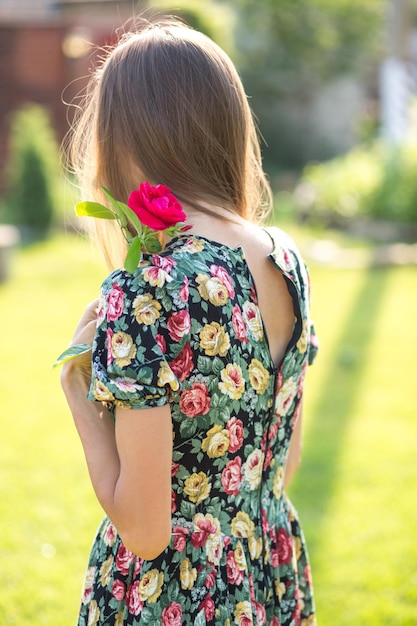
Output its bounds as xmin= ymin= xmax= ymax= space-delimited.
xmin=115 ymin=543 xmax=135 ymax=575
xmin=221 ymin=457 xmax=242 ymax=495
xmin=179 ymin=383 xmax=211 ymax=418
xmin=226 ymin=550 xmax=244 ymax=586
xmin=205 ymin=566 xmax=217 ymax=589
xmin=226 ymin=417 xmax=244 ymax=452
xmin=209 ymin=265 xmax=235 ymax=298
xmin=107 ymin=283 xmax=125 ymax=321
xmin=151 ymin=254 xmax=176 ymax=273
xmin=170 ymin=343 xmax=194 ymax=381
xmin=126 ymin=581 xmax=144 ymax=616
xmin=232 ymin=305 xmax=248 ymax=343
xmin=255 ymin=602 xmax=267 ymax=626
xmin=277 ymin=527 xmax=293 ymax=565
xmin=162 ymin=602 xmax=183 ymax=626
xmin=171 ymin=489 xmax=177 ymax=513
xmin=171 ymin=462 xmax=180 ymax=476
xmin=191 ymin=516 xmax=217 ymax=549
xmin=305 ymin=564 xmax=313 ymax=588
xmin=179 ymin=276 xmax=189 ymax=302
xmin=128 ymin=182 xmax=186 ymax=230
xmin=167 ymin=310 xmax=191 ymax=341
xmin=112 ymin=579 xmax=126 ymax=601
xmin=198 ymin=593 xmax=215 ymax=622
xmin=270 ymin=547 xmax=279 ymax=568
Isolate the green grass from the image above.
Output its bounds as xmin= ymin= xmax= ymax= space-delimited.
xmin=1 ymin=232 xmax=416 ymax=625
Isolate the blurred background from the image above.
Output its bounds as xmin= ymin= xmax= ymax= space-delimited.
xmin=0 ymin=1 xmax=416 ymax=624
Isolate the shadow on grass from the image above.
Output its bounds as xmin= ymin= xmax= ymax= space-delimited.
xmin=290 ymin=266 xmax=390 ymax=559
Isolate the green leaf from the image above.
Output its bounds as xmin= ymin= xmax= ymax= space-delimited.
xmin=53 ymin=344 xmax=91 ymax=368
xmin=124 ymin=236 xmax=142 ymax=273
xmin=102 ymin=187 xmax=143 ymax=235
xmin=145 ymin=236 xmax=162 ymax=253
xmin=75 ymin=201 xmax=116 ymax=219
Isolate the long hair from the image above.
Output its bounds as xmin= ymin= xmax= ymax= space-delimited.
xmin=69 ymin=16 xmax=272 ymax=268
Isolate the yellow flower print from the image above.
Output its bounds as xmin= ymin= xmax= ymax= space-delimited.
xmin=201 ymin=424 xmax=230 ymax=458
xmin=273 ymin=465 xmax=285 ymax=500
xmin=87 ymin=600 xmax=100 ymax=626
xmin=138 ymin=568 xmax=164 ymax=603
xmin=248 ymin=359 xmax=270 ymax=394
xmin=294 ymin=535 xmax=302 ymax=561
xmin=275 ymin=579 xmax=286 ymax=601
xmin=234 ymin=601 xmax=253 ymax=625
xmin=244 ymin=449 xmax=264 ymax=490
xmin=142 ymin=266 xmax=172 ymax=288
xmin=296 ymin=319 xmax=309 ymax=354
xmin=234 ymin=540 xmax=248 ymax=571
xmin=242 ymin=301 xmax=264 ymax=341
xmin=133 ymin=293 xmax=161 ymax=325
xmin=157 ymin=361 xmax=179 ymax=391
xmin=301 ymin=617 xmax=317 ymax=626
xmin=248 ymin=535 xmax=262 ymax=560
xmin=92 ymin=379 xmax=114 ymax=403
xmin=99 ymin=555 xmax=113 ymax=587
xmin=115 ymin=611 xmax=125 ymax=626
xmin=111 ymin=331 xmax=137 ymax=368
xmin=276 ymin=377 xmax=297 ymax=415
xmin=183 ymin=472 xmax=211 ymax=504
xmin=218 ymin=363 xmax=245 ymax=400
xmin=199 ymin=322 xmax=230 ymax=357
xmin=196 ymin=274 xmax=229 ymax=306
xmin=175 ymin=238 xmax=205 ymax=254
xmin=179 ymin=557 xmax=197 ymax=590
xmin=231 ymin=511 xmax=255 ymax=538
xmin=206 ymin=532 xmax=223 ymax=565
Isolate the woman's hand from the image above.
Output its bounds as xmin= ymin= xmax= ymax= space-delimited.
xmin=61 ymin=298 xmax=100 ymax=388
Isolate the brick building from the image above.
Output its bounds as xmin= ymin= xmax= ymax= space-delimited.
xmin=0 ymin=0 xmax=143 ymax=192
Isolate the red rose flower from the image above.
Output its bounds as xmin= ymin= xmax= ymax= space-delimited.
xmin=115 ymin=544 xmax=135 ymax=575
xmin=162 ymin=602 xmax=183 ymax=626
xmin=126 ymin=581 xmax=143 ymax=616
xmin=155 ymin=333 xmax=166 ymax=354
xmin=179 ymin=276 xmax=189 ymax=302
xmin=128 ymin=182 xmax=186 ymax=230
xmin=173 ymin=526 xmax=188 ymax=552
xmin=167 ymin=310 xmax=191 ymax=341
xmin=226 ymin=416 xmax=244 ymax=452
xmin=179 ymin=383 xmax=211 ymax=418
xmin=107 ymin=283 xmax=125 ymax=321
xmin=198 ymin=593 xmax=215 ymax=622
xmin=210 ymin=264 xmax=235 ymax=298
xmin=226 ymin=550 xmax=244 ymax=586
xmin=170 ymin=343 xmax=194 ymax=381
xmin=112 ymin=579 xmax=126 ymax=601
xmin=221 ymin=457 xmax=242 ymax=495
xmin=232 ymin=305 xmax=248 ymax=343
xmin=277 ymin=527 xmax=293 ymax=565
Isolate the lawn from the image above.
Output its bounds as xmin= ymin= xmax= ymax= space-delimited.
xmin=0 ymin=231 xmax=416 ymax=625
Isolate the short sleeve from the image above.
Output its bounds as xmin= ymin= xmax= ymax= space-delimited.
xmin=88 ymin=268 xmax=184 ymax=410
xmin=308 ymin=322 xmax=319 ymax=366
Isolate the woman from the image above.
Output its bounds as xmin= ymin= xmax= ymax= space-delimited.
xmin=61 ymin=16 xmax=318 ymax=626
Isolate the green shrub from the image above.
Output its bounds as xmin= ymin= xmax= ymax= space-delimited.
xmin=295 ymin=140 xmax=417 ymax=225
xmin=3 ymin=104 xmax=61 ymax=238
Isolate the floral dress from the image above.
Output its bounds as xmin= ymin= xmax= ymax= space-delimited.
xmin=78 ymin=227 xmax=319 ymax=626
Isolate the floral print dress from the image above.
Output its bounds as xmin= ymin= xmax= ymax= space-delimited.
xmin=78 ymin=227 xmax=319 ymax=626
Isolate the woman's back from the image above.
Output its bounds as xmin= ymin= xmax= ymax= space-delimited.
xmin=82 ymin=227 xmax=317 ymax=625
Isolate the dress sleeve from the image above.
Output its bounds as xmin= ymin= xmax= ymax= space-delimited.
xmin=308 ymin=322 xmax=319 ymax=366
xmin=87 ymin=268 xmax=185 ymax=410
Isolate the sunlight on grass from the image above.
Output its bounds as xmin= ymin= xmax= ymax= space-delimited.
xmin=1 ymin=233 xmax=416 ymax=625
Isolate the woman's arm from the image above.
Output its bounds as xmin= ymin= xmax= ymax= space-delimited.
xmin=284 ymin=402 xmax=303 ymax=490
xmin=60 ymin=300 xmax=173 ymax=559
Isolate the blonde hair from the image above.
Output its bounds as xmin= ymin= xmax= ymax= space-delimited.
xmin=69 ymin=16 xmax=272 ymax=268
